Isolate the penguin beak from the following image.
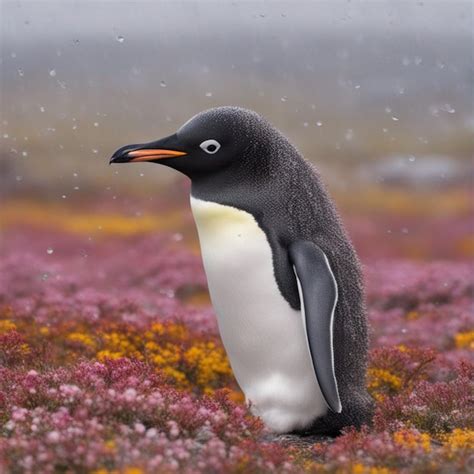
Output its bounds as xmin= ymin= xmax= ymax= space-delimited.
xmin=109 ymin=133 xmax=187 ymax=164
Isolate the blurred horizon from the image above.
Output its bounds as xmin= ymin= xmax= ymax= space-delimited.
xmin=1 ymin=1 xmax=473 ymax=198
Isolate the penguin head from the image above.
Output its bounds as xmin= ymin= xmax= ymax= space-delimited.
xmin=110 ymin=107 xmax=268 ymax=179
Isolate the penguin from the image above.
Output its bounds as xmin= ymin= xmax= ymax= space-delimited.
xmin=110 ymin=106 xmax=373 ymax=436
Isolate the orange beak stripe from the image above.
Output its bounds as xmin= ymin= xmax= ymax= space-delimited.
xmin=128 ymin=149 xmax=187 ymax=162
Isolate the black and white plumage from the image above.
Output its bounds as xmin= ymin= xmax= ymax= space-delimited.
xmin=110 ymin=106 xmax=373 ymax=435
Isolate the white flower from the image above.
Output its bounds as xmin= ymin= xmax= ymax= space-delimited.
xmin=124 ymin=388 xmax=137 ymax=402
xmin=146 ymin=428 xmax=158 ymax=438
xmin=47 ymin=430 xmax=61 ymax=443
xmin=134 ymin=422 xmax=145 ymax=434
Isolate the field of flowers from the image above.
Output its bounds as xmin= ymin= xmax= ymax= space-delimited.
xmin=0 ymin=190 xmax=473 ymax=473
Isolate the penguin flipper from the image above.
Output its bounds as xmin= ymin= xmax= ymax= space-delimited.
xmin=289 ymin=241 xmax=341 ymax=413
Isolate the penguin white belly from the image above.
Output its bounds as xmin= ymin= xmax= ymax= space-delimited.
xmin=190 ymin=196 xmax=327 ymax=433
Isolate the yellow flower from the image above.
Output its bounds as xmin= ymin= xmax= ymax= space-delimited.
xmin=367 ymin=368 xmax=402 ymax=398
xmin=0 ymin=319 xmax=17 ymax=334
xmin=162 ymin=367 xmax=187 ymax=384
xmin=441 ymin=428 xmax=474 ymax=457
xmin=394 ymin=430 xmax=431 ymax=452
xmin=454 ymin=331 xmax=474 ymax=350
xmin=0 ymin=200 xmax=184 ymax=237
xmin=166 ymin=323 xmax=188 ymax=340
xmin=105 ymin=439 xmax=116 ymax=452
xmin=102 ymin=332 xmax=132 ymax=350
xmin=39 ymin=326 xmax=50 ymax=335
xmin=144 ymin=341 xmax=159 ymax=352
xmin=150 ymin=323 xmax=165 ymax=336
xmin=184 ymin=341 xmax=232 ymax=389
xmin=99 ymin=331 xmax=143 ymax=360
xmin=124 ymin=468 xmax=144 ymax=474
xmin=350 ymin=464 xmax=392 ymax=474
xmin=67 ymin=332 xmax=96 ymax=348
xmin=351 ymin=463 xmax=366 ymax=474
xmin=20 ymin=343 xmax=31 ymax=355
xmin=96 ymin=350 xmax=124 ymax=361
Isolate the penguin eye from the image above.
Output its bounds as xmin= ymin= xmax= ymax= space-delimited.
xmin=200 ymin=139 xmax=221 ymax=154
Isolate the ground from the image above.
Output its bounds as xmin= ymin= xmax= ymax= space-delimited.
xmin=0 ymin=188 xmax=473 ymax=473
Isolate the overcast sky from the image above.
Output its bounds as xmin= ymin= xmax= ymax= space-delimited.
xmin=2 ymin=1 xmax=472 ymax=42
xmin=1 ymin=1 xmax=472 ymax=192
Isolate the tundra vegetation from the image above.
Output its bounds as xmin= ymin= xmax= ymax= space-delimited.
xmin=0 ymin=187 xmax=472 ymax=473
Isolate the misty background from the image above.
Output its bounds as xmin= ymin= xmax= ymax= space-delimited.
xmin=1 ymin=1 xmax=473 ymax=200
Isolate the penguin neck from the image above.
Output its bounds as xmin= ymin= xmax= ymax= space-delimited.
xmin=190 ymin=159 xmax=271 ymax=206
